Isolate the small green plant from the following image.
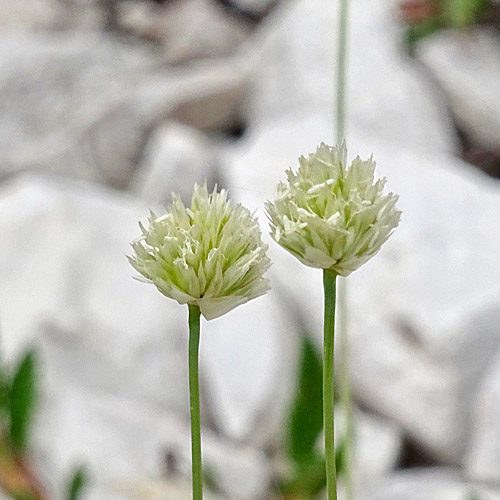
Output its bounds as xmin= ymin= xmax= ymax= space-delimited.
xmin=0 ymin=351 xmax=87 ymax=500
xmin=8 ymin=351 xmax=37 ymax=452
xmin=279 ymin=336 xmax=346 ymax=499
xmin=401 ymin=0 xmax=494 ymax=46
xmin=267 ymin=143 xmax=401 ymax=500
xmin=66 ymin=467 xmax=87 ymax=500
xmin=129 ymin=184 xmax=271 ymax=500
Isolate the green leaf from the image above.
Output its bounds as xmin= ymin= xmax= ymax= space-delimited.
xmin=281 ymin=457 xmax=326 ymax=498
xmin=335 ymin=436 xmax=347 ymax=476
xmin=287 ymin=336 xmax=323 ymax=465
xmin=67 ymin=467 xmax=87 ymax=500
xmin=9 ymin=351 xmax=37 ymax=451
xmin=280 ymin=443 xmax=345 ymax=499
xmin=0 ymin=368 xmax=11 ymax=413
xmin=405 ymin=18 xmax=444 ymax=47
xmin=442 ymin=0 xmax=489 ymax=28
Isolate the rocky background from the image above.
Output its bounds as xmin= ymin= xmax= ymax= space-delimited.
xmin=1 ymin=0 xmax=500 ymax=499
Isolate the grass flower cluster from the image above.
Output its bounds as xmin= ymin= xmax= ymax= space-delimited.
xmin=129 ymin=143 xmax=400 ymax=500
xmin=266 ymin=142 xmax=401 ymax=276
xmin=129 ymin=184 xmax=271 ymax=320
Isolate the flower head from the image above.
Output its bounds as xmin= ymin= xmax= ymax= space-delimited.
xmin=129 ymin=184 xmax=271 ymax=320
xmin=266 ymin=143 xmax=401 ymax=276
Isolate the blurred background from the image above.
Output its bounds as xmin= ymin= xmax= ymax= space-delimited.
xmin=1 ymin=0 xmax=500 ymax=499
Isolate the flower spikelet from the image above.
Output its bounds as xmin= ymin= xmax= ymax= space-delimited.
xmin=265 ymin=142 xmax=401 ymax=276
xmin=129 ymin=184 xmax=271 ymax=320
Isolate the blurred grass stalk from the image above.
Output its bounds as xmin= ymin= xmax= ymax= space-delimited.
xmin=335 ymin=0 xmax=354 ymax=498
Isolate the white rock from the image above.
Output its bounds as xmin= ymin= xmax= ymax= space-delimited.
xmin=229 ymin=0 xmax=277 ymax=17
xmin=466 ymin=349 xmax=500 ymax=483
xmin=0 ymin=32 xmax=246 ymax=187
xmin=0 ymin=0 xmax=104 ymax=31
xmin=130 ymin=122 xmax=220 ymax=206
xmin=242 ymin=0 xmax=458 ymax=153
xmin=416 ymin=29 xmax=500 ymax=150
xmin=0 ymin=174 xmax=189 ymax=409
xmin=202 ymin=285 xmax=301 ymax=446
xmin=357 ymin=469 xmax=500 ymax=500
xmin=93 ymin=477 xmax=222 ymax=500
xmin=155 ymin=413 xmax=271 ymax=500
xmin=34 ymin=386 xmax=257 ymax=499
xmin=329 ymin=409 xmax=402 ymax=485
xmin=119 ymin=0 xmax=252 ymax=64
xmin=222 ymin=115 xmax=500 ymax=462
xmin=440 ymin=304 xmax=500 ymax=455
xmin=0 ymin=174 xmax=280 ymax=499
xmin=130 ymin=122 xmax=297 ymax=449
xmin=352 ymin=412 xmax=402 ymax=483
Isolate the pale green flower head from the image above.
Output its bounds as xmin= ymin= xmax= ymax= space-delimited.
xmin=266 ymin=143 xmax=401 ymax=276
xmin=129 ymin=184 xmax=271 ymax=320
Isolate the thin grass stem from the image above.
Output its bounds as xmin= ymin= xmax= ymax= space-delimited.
xmin=188 ymin=304 xmax=203 ymax=500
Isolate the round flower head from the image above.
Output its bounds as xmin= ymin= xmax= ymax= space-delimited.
xmin=266 ymin=143 xmax=401 ymax=276
xmin=129 ymin=184 xmax=271 ymax=320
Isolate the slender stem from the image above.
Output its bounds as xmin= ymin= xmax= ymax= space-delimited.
xmin=336 ymin=0 xmax=354 ymax=497
xmin=188 ymin=304 xmax=203 ymax=500
xmin=336 ymin=0 xmax=349 ymax=144
xmin=339 ymin=285 xmax=353 ymax=499
xmin=323 ymin=269 xmax=338 ymax=500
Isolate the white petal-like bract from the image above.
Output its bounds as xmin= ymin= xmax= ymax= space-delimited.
xmin=266 ymin=143 xmax=401 ymax=276
xmin=129 ymin=185 xmax=271 ymax=319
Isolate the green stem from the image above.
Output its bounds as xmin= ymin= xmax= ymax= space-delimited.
xmin=336 ymin=0 xmax=354 ymax=497
xmin=336 ymin=0 xmax=349 ymax=144
xmin=323 ymin=269 xmax=338 ymax=500
xmin=188 ymin=304 xmax=203 ymax=500
xmin=339 ymin=284 xmax=353 ymax=500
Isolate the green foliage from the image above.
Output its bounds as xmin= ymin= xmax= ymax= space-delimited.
xmin=279 ymin=335 xmax=347 ymax=499
xmin=281 ymin=457 xmax=326 ymax=498
xmin=9 ymin=351 xmax=37 ymax=451
xmin=0 ymin=368 xmax=11 ymax=415
xmin=405 ymin=0 xmax=493 ymax=47
xmin=442 ymin=0 xmax=489 ymax=28
xmin=67 ymin=467 xmax=87 ymax=500
xmin=406 ymin=18 xmax=444 ymax=46
xmin=466 ymin=493 xmax=481 ymax=500
xmin=287 ymin=336 xmax=323 ymax=465
xmin=280 ymin=441 xmax=346 ymax=499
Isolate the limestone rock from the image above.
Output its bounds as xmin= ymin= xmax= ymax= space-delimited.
xmin=328 ymin=409 xmax=402 ymax=486
xmin=34 ymin=387 xmax=266 ymax=500
xmin=0 ymin=32 xmax=246 ymax=188
xmin=119 ymin=0 xmax=252 ymax=63
xmin=416 ymin=29 xmax=500 ymax=150
xmin=222 ymin=115 xmax=500 ymax=463
xmin=224 ymin=0 xmax=278 ymax=18
xmin=0 ymin=174 xmax=279 ymax=499
xmin=466 ymin=349 xmax=500 ymax=483
xmin=242 ymin=0 xmax=458 ymax=153
xmin=202 ymin=285 xmax=301 ymax=446
xmin=0 ymin=0 xmax=104 ymax=31
xmin=352 ymin=412 xmax=402 ymax=483
xmin=357 ymin=469 xmax=500 ymax=500
xmin=130 ymin=122 xmax=220 ymax=206
xmin=0 ymin=174 xmax=189 ymax=409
